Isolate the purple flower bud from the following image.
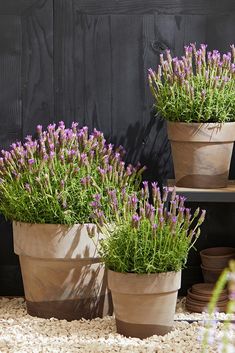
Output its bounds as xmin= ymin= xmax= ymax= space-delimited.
xmin=59 ymin=121 xmax=65 ymax=129
xmin=25 ymin=183 xmax=31 ymax=193
xmin=132 ymin=214 xmax=141 ymax=228
xmin=143 ymin=181 xmax=148 ymax=190
xmin=90 ymin=201 xmax=99 ymax=208
xmin=37 ymin=125 xmax=43 ymax=134
xmin=94 ymin=194 xmax=101 ymax=202
xmin=49 ymin=151 xmax=55 ymax=159
xmin=71 ymin=122 xmax=79 ymax=131
xmin=47 ymin=123 xmax=56 ymax=132
xmin=28 ymin=158 xmax=35 ymax=165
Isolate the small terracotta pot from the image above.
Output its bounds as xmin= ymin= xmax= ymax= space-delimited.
xmin=201 ymin=264 xmax=223 ymax=283
xmin=108 ymin=270 xmax=181 ymax=339
xmin=200 ymin=247 xmax=235 ymax=269
xmin=167 ymin=122 xmax=235 ymax=188
xmin=13 ymin=222 xmax=113 ymax=320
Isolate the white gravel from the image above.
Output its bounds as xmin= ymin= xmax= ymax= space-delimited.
xmin=0 ymin=297 xmax=234 ymax=353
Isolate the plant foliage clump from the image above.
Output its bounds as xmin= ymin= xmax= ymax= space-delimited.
xmin=91 ymin=182 xmax=206 ymax=273
xmin=0 ymin=122 xmax=144 ymax=224
xmin=148 ymin=44 xmax=235 ymax=123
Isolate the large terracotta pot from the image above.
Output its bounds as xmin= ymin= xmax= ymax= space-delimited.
xmin=167 ymin=122 xmax=235 ymax=188
xmin=13 ymin=222 xmax=113 ymax=320
xmin=108 ymin=270 xmax=181 ymax=339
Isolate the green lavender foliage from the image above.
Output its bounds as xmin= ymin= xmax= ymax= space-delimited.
xmin=0 ymin=122 xmax=144 ymax=225
xmin=91 ymin=182 xmax=206 ymax=273
xmin=148 ymin=44 xmax=235 ymax=123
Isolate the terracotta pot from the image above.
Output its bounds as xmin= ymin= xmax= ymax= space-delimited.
xmin=201 ymin=264 xmax=223 ymax=283
xmin=191 ymin=283 xmax=228 ymax=300
xmin=200 ymin=247 xmax=235 ymax=269
xmin=167 ymin=122 xmax=235 ymax=188
xmin=13 ymin=222 xmax=113 ymax=320
xmin=108 ymin=270 xmax=181 ymax=339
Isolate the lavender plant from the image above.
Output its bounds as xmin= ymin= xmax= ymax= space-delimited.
xmin=0 ymin=122 xmax=144 ymax=225
xmin=201 ymin=261 xmax=235 ymax=353
xmin=148 ymin=44 xmax=235 ymax=123
xmin=90 ymin=182 xmax=206 ymax=273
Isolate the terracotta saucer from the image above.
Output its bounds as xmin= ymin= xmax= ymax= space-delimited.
xmin=186 ymin=301 xmax=227 ymax=313
xmin=191 ymin=283 xmax=227 ymax=297
xmin=186 ymin=296 xmax=228 ymax=308
xmin=187 ymin=288 xmax=228 ymax=303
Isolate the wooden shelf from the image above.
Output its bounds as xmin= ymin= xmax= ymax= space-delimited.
xmin=167 ymin=180 xmax=235 ymax=203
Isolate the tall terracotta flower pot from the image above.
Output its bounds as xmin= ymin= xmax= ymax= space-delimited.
xmin=13 ymin=222 xmax=113 ymax=320
xmin=167 ymin=122 xmax=235 ymax=188
xmin=108 ymin=270 xmax=181 ymax=339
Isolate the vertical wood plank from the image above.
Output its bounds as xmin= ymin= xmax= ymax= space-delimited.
xmin=109 ymin=14 xmax=144 ymax=164
xmin=141 ymin=14 xmax=173 ymax=181
xmin=21 ymin=0 xmax=53 ymax=135
xmin=77 ymin=14 xmax=112 ymax=135
xmin=54 ymin=0 xmax=75 ymax=124
xmin=206 ymin=13 xmax=235 ymax=52
xmin=184 ymin=15 xmax=207 ymax=45
xmin=0 ymin=15 xmax=21 ymax=148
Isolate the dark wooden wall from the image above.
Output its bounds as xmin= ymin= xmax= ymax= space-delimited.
xmin=0 ymin=0 xmax=235 ymax=295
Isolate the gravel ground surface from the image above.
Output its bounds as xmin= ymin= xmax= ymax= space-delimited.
xmin=0 ymin=297 xmax=234 ymax=353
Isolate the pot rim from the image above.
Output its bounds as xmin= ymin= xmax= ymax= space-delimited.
xmin=167 ymin=121 xmax=235 ymax=127
xmin=200 ymin=247 xmax=235 ymax=259
xmin=107 ymin=269 xmax=181 ymax=276
xmin=13 ymin=221 xmax=96 ymax=227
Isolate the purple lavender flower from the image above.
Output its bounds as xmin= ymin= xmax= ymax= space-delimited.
xmin=58 ymin=121 xmax=65 ymax=129
xmin=43 ymin=154 xmax=49 ymax=161
xmin=49 ymin=151 xmax=55 ymax=159
xmin=132 ymin=214 xmax=141 ymax=228
xmin=28 ymin=158 xmax=35 ymax=165
xmin=37 ymin=125 xmax=42 ymax=134
xmin=128 ymin=195 xmax=138 ymax=208
xmin=24 ymin=183 xmax=31 ymax=193
xmin=80 ymin=176 xmax=91 ymax=187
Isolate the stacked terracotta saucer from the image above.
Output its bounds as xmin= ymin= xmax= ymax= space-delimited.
xmin=186 ymin=283 xmax=228 ymax=313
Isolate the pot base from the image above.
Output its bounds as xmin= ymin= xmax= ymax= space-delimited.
xmin=26 ymin=294 xmax=113 ymax=320
xmin=116 ymin=318 xmax=172 ymax=338
xmin=175 ymin=172 xmax=228 ymax=189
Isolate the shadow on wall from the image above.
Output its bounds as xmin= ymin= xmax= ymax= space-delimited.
xmin=110 ymin=113 xmax=174 ymax=184
xmin=0 ymin=217 xmax=24 ymax=295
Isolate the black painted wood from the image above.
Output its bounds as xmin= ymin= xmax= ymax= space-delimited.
xmin=0 ymin=0 xmax=234 ymax=294
xmin=75 ymin=0 xmax=235 ymax=15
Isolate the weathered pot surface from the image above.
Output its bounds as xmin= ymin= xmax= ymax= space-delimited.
xmin=167 ymin=122 xmax=235 ymax=188
xmin=108 ymin=270 xmax=181 ymax=338
xmin=13 ymin=222 xmax=113 ymax=320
